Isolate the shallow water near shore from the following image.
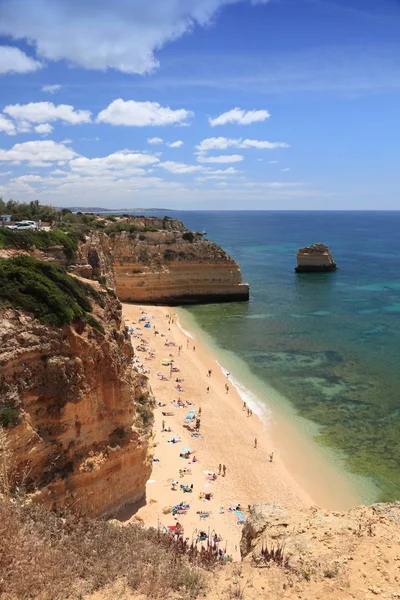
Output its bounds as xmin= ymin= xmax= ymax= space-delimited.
xmin=170 ymin=211 xmax=400 ymax=504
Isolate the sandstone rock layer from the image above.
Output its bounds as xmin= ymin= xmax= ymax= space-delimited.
xmin=295 ymin=243 xmax=337 ymax=273
xmin=0 ymin=290 xmax=154 ymax=516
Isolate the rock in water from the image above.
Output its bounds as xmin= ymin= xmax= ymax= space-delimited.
xmin=295 ymin=243 xmax=337 ymax=273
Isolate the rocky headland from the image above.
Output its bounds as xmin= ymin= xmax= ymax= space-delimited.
xmin=73 ymin=217 xmax=250 ymax=304
xmin=295 ymin=243 xmax=337 ymax=273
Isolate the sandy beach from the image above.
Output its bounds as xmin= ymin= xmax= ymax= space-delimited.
xmin=119 ymin=303 xmax=362 ymax=559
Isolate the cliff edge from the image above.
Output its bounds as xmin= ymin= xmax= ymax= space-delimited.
xmin=72 ymin=217 xmax=250 ymax=304
xmin=0 ymin=256 xmax=154 ymax=516
xmin=234 ymin=502 xmax=400 ymax=600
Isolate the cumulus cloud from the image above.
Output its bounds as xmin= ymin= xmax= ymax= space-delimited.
xmin=0 ymin=115 xmax=16 ymax=136
xmin=148 ymin=137 xmax=164 ymax=145
xmin=98 ymin=99 xmax=192 ymax=127
xmin=0 ymin=140 xmax=78 ymax=164
xmin=69 ymin=151 xmax=159 ymax=175
xmin=35 ymin=123 xmax=53 ymax=134
xmin=209 ymin=107 xmax=270 ymax=126
xmin=197 ymin=154 xmax=244 ymax=163
xmin=158 ymin=161 xmax=202 ymax=174
xmin=0 ymin=45 xmax=42 ymax=74
xmin=167 ymin=140 xmax=184 ymax=148
xmin=196 ymin=137 xmax=289 ymax=152
xmin=4 ymin=102 xmax=92 ymax=126
xmin=0 ymin=1 xmax=270 ymax=74
xmin=281 ymin=167 xmax=290 ymax=172
xmin=42 ymin=84 xmax=62 ymax=94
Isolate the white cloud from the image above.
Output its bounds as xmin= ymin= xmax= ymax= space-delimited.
xmin=148 ymin=137 xmax=164 ymax=145
xmin=0 ymin=140 xmax=78 ymax=165
xmin=209 ymin=107 xmax=270 ymax=126
xmin=281 ymin=167 xmax=290 ymax=172
xmin=0 ymin=45 xmax=42 ymax=74
xmin=196 ymin=137 xmax=289 ymax=152
xmin=4 ymin=102 xmax=92 ymax=126
xmin=35 ymin=123 xmax=53 ymax=134
xmin=98 ymin=99 xmax=192 ymax=127
xmin=167 ymin=140 xmax=184 ymax=148
xmin=69 ymin=151 xmax=159 ymax=176
xmin=0 ymin=115 xmax=16 ymax=136
xmin=269 ymin=160 xmax=278 ymax=164
xmin=42 ymin=84 xmax=62 ymax=94
xmin=0 ymin=1 xmax=270 ymax=74
xmin=159 ymin=161 xmax=202 ymax=174
xmin=197 ymin=154 xmax=244 ymax=164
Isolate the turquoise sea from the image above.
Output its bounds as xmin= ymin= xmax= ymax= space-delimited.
xmin=162 ymin=210 xmax=400 ymax=504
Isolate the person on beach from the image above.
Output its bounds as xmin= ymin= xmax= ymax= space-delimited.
xmin=218 ymin=463 xmax=222 ymax=475
xmin=243 ymin=401 xmax=247 ymax=411
xmin=269 ymin=452 xmax=274 ymax=462
xmin=254 ymin=437 xmax=257 ymax=449
xmin=162 ymin=420 xmax=165 ymax=431
xmin=187 ymin=340 xmax=189 ymax=348
xmin=222 ymin=464 xmax=226 ymax=477
xmin=247 ymin=408 xmax=250 ymax=417
xmin=206 ymin=386 xmax=210 ymax=393
xmin=193 ymin=345 xmax=196 ymax=351
xmin=249 ymin=409 xmax=252 ymax=417
xmin=198 ymin=407 xmax=202 ymax=416
xmin=225 ymin=383 xmax=229 ymax=394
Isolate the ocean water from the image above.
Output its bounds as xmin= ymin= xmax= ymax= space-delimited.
xmin=164 ymin=211 xmax=400 ymax=503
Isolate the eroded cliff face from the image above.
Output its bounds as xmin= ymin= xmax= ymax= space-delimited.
xmin=71 ymin=222 xmax=249 ymax=304
xmin=295 ymin=243 xmax=337 ymax=273
xmin=0 ymin=289 xmax=154 ymax=516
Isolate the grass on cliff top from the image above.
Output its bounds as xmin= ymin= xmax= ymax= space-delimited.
xmin=0 ymin=255 xmax=103 ymax=330
xmin=0 ymin=498 xmax=205 ymax=599
xmin=0 ymin=228 xmax=78 ymax=260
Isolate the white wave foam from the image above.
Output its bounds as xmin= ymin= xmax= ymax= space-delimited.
xmin=176 ymin=317 xmax=195 ymax=339
xmin=216 ymin=360 xmax=268 ymax=418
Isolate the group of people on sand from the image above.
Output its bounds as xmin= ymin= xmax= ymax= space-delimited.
xmin=135 ymin=306 xmax=278 ymax=560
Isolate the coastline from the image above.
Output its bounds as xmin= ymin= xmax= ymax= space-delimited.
xmin=120 ymin=302 xmax=368 ymax=559
xmin=176 ymin=307 xmax=376 ymax=507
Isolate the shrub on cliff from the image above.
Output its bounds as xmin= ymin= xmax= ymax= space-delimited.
xmin=0 ymin=255 xmax=102 ymax=329
xmin=0 ymin=498 xmax=206 ymax=599
xmin=182 ymin=231 xmax=195 ymax=243
xmin=0 ymin=228 xmax=78 ymax=260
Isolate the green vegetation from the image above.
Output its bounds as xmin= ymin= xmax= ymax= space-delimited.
xmin=182 ymin=231 xmax=195 ymax=243
xmin=0 ymin=255 xmax=103 ymax=330
xmin=0 ymin=406 xmax=20 ymax=429
xmin=0 ymin=198 xmax=56 ymax=222
xmin=0 ymin=228 xmax=78 ymax=260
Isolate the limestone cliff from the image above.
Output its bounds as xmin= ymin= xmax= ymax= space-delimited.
xmin=71 ymin=218 xmax=249 ymax=304
xmin=0 ymin=286 xmax=154 ymax=517
xmin=235 ymin=502 xmax=400 ymax=599
xmin=295 ymin=243 xmax=337 ymax=273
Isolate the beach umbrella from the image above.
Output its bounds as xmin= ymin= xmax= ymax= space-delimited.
xmin=162 ymin=359 xmax=170 ymax=365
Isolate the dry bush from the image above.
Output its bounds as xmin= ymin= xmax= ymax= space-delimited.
xmin=0 ymin=499 xmax=206 ymax=600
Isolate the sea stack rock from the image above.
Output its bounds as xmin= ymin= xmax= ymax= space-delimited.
xmin=295 ymin=243 xmax=337 ymax=273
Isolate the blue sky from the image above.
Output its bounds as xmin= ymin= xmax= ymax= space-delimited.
xmin=0 ymin=0 xmax=399 ymax=210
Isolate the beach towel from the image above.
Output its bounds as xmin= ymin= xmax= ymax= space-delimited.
xmin=234 ymin=510 xmax=246 ymax=523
